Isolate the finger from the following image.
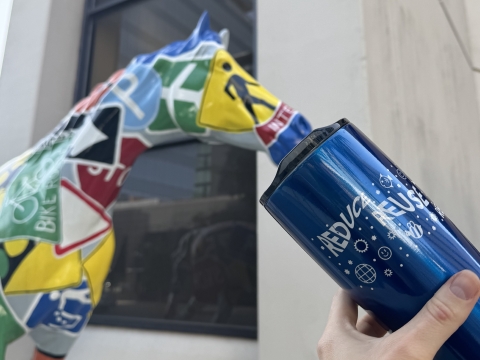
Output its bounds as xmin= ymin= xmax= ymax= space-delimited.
xmin=326 ymin=289 xmax=358 ymax=331
xmin=390 ymin=270 xmax=480 ymax=358
xmin=356 ymin=313 xmax=388 ymax=338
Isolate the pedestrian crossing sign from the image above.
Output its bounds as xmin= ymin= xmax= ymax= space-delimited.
xmin=197 ymin=50 xmax=280 ymax=133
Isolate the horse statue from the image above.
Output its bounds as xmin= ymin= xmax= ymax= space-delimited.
xmin=0 ymin=12 xmax=311 ymax=360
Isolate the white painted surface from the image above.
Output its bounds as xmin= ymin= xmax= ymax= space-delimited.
xmin=6 ymin=327 xmax=258 ymax=360
xmin=256 ymin=1 xmax=369 ymax=359
xmin=0 ymin=0 xmax=52 ymax=165
xmin=256 ymin=1 xmax=370 ymax=134
xmin=30 ymin=0 xmax=85 ymax=144
xmin=0 ymin=0 xmax=13 ymax=77
xmin=0 ymin=0 xmax=84 ymax=166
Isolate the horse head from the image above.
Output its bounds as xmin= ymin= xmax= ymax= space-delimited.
xmin=73 ymin=12 xmax=311 ymax=165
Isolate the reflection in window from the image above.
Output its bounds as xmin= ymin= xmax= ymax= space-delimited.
xmin=195 ymin=144 xmax=212 ymax=198
xmin=98 ymin=142 xmax=257 ymax=328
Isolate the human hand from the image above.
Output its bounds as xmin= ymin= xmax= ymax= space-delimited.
xmin=317 ymin=270 xmax=480 ymax=359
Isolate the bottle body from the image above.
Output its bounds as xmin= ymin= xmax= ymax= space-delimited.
xmin=261 ymin=121 xmax=480 ymax=360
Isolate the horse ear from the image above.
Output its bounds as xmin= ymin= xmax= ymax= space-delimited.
xmin=219 ymin=29 xmax=230 ymax=49
xmin=195 ymin=11 xmax=211 ymax=36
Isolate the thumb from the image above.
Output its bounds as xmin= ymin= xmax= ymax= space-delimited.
xmin=390 ymin=270 xmax=480 ymax=359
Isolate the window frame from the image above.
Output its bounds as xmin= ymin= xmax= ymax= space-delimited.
xmin=74 ymin=0 xmax=257 ymax=339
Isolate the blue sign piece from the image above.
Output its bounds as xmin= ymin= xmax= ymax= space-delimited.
xmin=27 ymin=281 xmax=92 ymax=334
xmin=102 ymin=64 xmax=162 ymax=131
xmin=266 ymin=113 xmax=312 ymax=164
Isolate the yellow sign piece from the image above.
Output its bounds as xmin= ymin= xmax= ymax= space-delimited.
xmin=83 ymin=231 xmax=115 ymax=306
xmin=4 ymin=243 xmax=82 ymax=295
xmin=197 ymin=50 xmax=280 ymax=132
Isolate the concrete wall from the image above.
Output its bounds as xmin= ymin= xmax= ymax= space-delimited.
xmin=256 ymin=1 xmax=369 ymax=359
xmin=363 ymin=0 xmax=480 ymax=242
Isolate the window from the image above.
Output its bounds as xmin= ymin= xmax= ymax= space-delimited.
xmin=76 ymin=0 xmax=256 ymax=338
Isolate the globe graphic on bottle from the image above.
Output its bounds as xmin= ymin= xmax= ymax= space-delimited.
xmin=355 ymin=264 xmax=377 ymax=284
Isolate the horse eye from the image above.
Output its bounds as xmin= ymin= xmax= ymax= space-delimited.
xmin=222 ymin=62 xmax=232 ymax=71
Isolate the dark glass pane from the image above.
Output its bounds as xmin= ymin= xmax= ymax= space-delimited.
xmin=94 ymin=0 xmax=121 ymax=6
xmin=96 ymin=142 xmax=257 ymax=327
xmin=87 ymin=0 xmax=257 ymax=331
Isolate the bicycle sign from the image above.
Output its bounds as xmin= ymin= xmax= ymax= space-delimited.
xmin=0 ymin=137 xmax=70 ymax=243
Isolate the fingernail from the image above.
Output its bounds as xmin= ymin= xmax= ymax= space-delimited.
xmin=450 ymin=272 xmax=478 ymax=300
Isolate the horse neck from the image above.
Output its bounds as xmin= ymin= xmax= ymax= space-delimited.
xmin=69 ymin=117 xmax=202 ymax=210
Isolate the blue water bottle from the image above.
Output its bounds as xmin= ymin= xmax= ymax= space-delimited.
xmin=260 ymin=119 xmax=480 ymax=360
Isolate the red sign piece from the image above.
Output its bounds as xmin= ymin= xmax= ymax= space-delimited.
xmin=55 ymin=179 xmax=112 ymax=256
xmin=73 ymin=69 xmax=125 ymax=113
xmin=255 ymin=102 xmax=295 ymax=146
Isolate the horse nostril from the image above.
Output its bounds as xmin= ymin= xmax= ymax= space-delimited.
xmin=222 ymin=62 xmax=232 ymax=71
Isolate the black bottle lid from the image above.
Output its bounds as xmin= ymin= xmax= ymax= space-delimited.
xmin=260 ymin=118 xmax=350 ymax=206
